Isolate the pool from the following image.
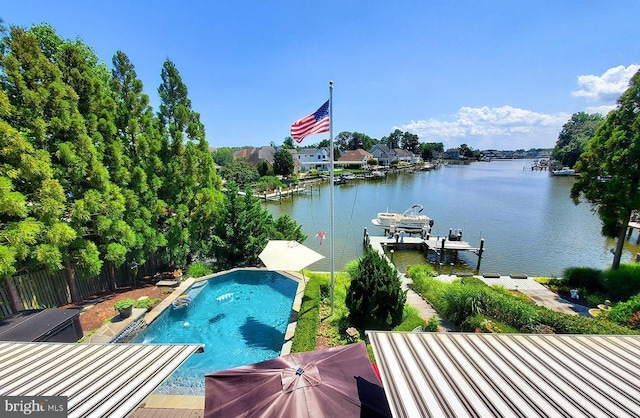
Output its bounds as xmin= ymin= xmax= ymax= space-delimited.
xmin=133 ymin=269 xmax=300 ymax=395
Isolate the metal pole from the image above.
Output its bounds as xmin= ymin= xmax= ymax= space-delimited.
xmin=329 ymin=81 xmax=335 ymax=316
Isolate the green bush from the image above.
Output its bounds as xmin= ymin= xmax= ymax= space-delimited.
xmin=603 ymin=264 xmax=640 ymax=301
xmin=607 ymin=294 xmax=640 ymax=328
xmin=392 ymin=316 xmax=426 ymax=332
xmin=346 ymin=247 xmax=406 ymax=330
xmin=254 ymin=176 xmax=285 ymax=192
xmin=562 ymin=267 xmax=604 ymax=293
xmin=186 ymin=262 xmax=213 ymax=278
xmin=391 ymin=305 xmax=426 ymax=332
xmin=442 ymin=283 xmax=488 ymax=326
xmin=424 ymin=315 xmax=440 ymax=332
xmin=585 ymin=292 xmax=608 ymax=307
xmin=113 ymin=298 xmax=135 ymax=310
xmin=290 ymin=277 xmax=321 ymax=353
xmin=484 ymin=291 xmax=539 ymax=330
xmin=535 ymin=307 xmax=638 ymax=335
xmin=134 ymin=297 xmax=161 ymax=311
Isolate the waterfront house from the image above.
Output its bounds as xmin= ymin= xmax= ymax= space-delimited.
xmin=291 ymin=147 xmax=331 ymax=171
xmin=244 ymin=146 xmax=277 ymax=167
xmin=369 ymin=144 xmax=398 ymax=166
xmin=337 ymin=149 xmax=373 ymax=169
xmin=393 ymin=148 xmax=418 ymax=164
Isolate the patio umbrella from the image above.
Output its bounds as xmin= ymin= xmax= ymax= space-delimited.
xmin=258 ymin=240 xmax=324 ymax=272
xmin=204 ymin=342 xmax=391 ymax=417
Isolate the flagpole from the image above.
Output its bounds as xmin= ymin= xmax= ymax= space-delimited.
xmin=329 ymin=80 xmax=335 ymax=316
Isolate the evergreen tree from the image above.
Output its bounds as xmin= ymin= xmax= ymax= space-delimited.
xmin=110 ymin=50 xmax=166 ymax=268
xmin=211 ymin=183 xmax=271 ymax=269
xmin=0 ymin=26 xmax=111 ymax=299
xmin=273 ymin=148 xmax=295 ymax=176
xmin=269 ymin=214 xmax=307 ymax=243
xmin=0 ymin=88 xmax=75 ymax=310
xmin=156 ymin=58 xmax=222 ymax=265
xmin=346 ymin=247 xmax=406 ymax=329
xmin=51 ymin=34 xmax=137 ymax=289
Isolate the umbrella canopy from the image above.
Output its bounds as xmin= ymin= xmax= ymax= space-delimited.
xmin=258 ymin=240 xmax=324 ymax=271
xmin=205 ymin=342 xmax=391 ymax=418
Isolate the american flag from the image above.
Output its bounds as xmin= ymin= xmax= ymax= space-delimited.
xmin=290 ymin=100 xmax=330 ymax=143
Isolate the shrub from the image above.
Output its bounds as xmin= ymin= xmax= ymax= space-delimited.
xmin=254 ymin=176 xmax=285 ymax=192
xmin=134 ymin=297 xmax=161 ymax=311
xmin=585 ymin=292 xmax=608 ymax=307
xmin=442 ymin=283 xmax=488 ymax=326
xmin=562 ymin=267 xmax=604 ymax=293
xmin=607 ymin=294 xmax=640 ymax=328
xmin=290 ymin=277 xmax=321 ymax=353
xmin=186 ymin=262 xmax=213 ymax=278
xmin=392 ymin=305 xmax=426 ymax=332
xmin=392 ymin=316 xmax=426 ymax=332
xmin=535 ymin=307 xmax=638 ymax=335
xmin=603 ymin=264 xmax=640 ymax=301
xmin=346 ymin=247 xmax=406 ymax=329
xmin=424 ymin=315 xmax=440 ymax=332
xmin=484 ymin=291 xmax=539 ymax=330
xmin=113 ymin=298 xmax=135 ymax=311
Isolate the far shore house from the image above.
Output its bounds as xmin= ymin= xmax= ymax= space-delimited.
xmin=233 ymin=147 xmax=254 ymax=160
xmin=393 ymin=148 xmax=419 ymax=164
xmin=291 ymin=147 xmax=331 ymax=171
xmin=369 ymin=144 xmax=398 ymax=166
xmin=337 ymin=149 xmax=373 ymax=169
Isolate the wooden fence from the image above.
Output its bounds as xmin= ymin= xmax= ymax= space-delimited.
xmin=0 ymin=258 xmax=159 ymax=318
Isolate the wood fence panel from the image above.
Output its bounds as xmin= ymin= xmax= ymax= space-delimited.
xmin=74 ymin=264 xmax=110 ymax=300
xmin=0 ymin=286 xmax=12 ymax=317
xmin=1 ymin=255 xmax=163 ymax=318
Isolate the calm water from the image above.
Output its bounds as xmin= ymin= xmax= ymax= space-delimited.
xmin=266 ymin=160 xmax=640 ymax=277
xmin=133 ymin=270 xmax=297 ymax=394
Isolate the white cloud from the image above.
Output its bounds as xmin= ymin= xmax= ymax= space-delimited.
xmin=585 ymin=104 xmax=616 ymax=115
xmin=572 ymin=64 xmax=640 ymax=101
xmin=396 ymin=106 xmax=569 ymax=150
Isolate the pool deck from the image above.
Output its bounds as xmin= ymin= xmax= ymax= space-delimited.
xmin=82 ymin=270 xmax=306 ymax=415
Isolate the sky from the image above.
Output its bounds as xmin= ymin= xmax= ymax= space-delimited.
xmin=3 ymin=1 xmax=639 ymax=151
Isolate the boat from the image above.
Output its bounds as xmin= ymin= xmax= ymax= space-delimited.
xmin=371 ymin=204 xmax=434 ymax=233
xmin=551 ymin=167 xmax=575 ymax=176
xmin=370 ymin=170 xmax=386 ymax=178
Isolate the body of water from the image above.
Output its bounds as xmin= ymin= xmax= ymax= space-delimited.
xmin=266 ymin=159 xmax=640 ymax=277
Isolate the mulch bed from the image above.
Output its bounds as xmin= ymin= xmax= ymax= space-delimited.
xmin=61 ymin=284 xmax=172 ymax=335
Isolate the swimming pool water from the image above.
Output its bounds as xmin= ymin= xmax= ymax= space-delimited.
xmin=133 ymin=270 xmax=298 ymax=394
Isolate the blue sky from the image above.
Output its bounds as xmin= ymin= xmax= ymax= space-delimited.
xmin=3 ymin=1 xmax=639 ymax=151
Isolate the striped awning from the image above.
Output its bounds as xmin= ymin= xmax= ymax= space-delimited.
xmin=367 ymin=331 xmax=640 ymax=418
xmin=0 ymin=341 xmax=203 ymax=418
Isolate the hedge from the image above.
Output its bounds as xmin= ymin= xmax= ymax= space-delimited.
xmin=290 ymin=277 xmax=321 ymax=353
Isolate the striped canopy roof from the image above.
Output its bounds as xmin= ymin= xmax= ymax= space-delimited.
xmin=367 ymin=331 xmax=640 ymax=418
xmin=0 ymin=341 xmax=203 ymax=418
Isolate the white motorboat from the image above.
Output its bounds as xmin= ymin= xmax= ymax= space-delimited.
xmin=371 ymin=204 xmax=434 ymax=233
xmin=551 ymin=167 xmax=576 ymax=176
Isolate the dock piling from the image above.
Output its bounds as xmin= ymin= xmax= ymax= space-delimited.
xmin=476 ymin=239 xmax=485 ymax=271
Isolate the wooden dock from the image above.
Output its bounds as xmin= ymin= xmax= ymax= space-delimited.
xmin=364 ymin=227 xmax=485 ymax=270
xmin=627 ymin=221 xmax=640 ymax=244
xmin=367 ymin=235 xmax=481 ymax=254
